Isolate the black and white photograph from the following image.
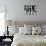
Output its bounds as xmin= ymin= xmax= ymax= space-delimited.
xmin=24 ymin=5 xmax=37 ymax=15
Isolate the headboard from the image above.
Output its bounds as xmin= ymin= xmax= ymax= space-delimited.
xmin=6 ymin=20 xmax=46 ymax=27
xmin=15 ymin=21 xmax=46 ymax=27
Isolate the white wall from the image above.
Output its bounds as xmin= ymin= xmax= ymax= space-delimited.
xmin=0 ymin=0 xmax=46 ymax=22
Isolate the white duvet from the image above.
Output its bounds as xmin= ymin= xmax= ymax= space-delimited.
xmin=11 ymin=33 xmax=46 ymax=46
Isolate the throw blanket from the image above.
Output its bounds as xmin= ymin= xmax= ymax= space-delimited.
xmin=11 ymin=33 xmax=46 ymax=46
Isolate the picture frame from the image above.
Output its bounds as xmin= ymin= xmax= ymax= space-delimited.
xmin=24 ymin=5 xmax=37 ymax=15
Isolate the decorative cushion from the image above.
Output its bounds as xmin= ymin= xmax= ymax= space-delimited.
xmin=32 ymin=26 xmax=41 ymax=35
xmin=19 ymin=27 xmax=32 ymax=35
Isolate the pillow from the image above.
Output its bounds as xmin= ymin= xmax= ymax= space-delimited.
xmin=40 ymin=25 xmax=45 ymax=35
xmin=24 ymin=27 xmax=32 ymax=35
xmin=24 ymin=24 xmax=32 ymax=28
xmin=19 ymin=27 xmax=25 ymax=34
xmin=24 ymin=24 xmax=32 ymax=35
xmin=32 ymin=26 xmax=41 ymax=35
xmin=19 ymin=27 xmax=32 ymax=35
xmin=8 ymin=26 xmax=19 ymax=36
xmin=42 ymin=25 xmax=46 ymax=35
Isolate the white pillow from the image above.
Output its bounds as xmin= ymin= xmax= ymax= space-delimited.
xmin=8 ymin=26 xmax=19 ymax=36
xmin=32 ymin=26 xmax=41 ymax=35
xmin=24 ymin=24 xmax=32 ymax=35
xmin=24 ymin=27 xmax=32 ymax=35
xmin=42 ymin=25 xmax=46 ymax=35
xmin=41 ymin=25 xmax=45 ymax=35
xmin=24 ymin=24 xmax=32 ymax=28
xmin=19 ymin=27 xmax=25 ymax=34
xmin=42 ymin=25 xmax=46 ymax=33
xmin=19 ymin=27 xmax=32 ymax=35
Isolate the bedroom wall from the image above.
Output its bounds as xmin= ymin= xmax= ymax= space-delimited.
xmin=0 ymin=0 xmax=46 ymax=22
xmin=9 ymin=0 xmax=46 ymax=22
xmin=6 ymin=0 xmax=46 ymax=22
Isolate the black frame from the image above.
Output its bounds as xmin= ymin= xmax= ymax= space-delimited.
xmin=24 ymin=5 xmax=37 ymax=15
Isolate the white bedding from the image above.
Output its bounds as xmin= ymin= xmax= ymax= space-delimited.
xmin=11 ymin=33 xmax=46 ymax=46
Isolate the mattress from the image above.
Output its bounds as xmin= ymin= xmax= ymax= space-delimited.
xmin=11 ymin=33 xmax=46 ymax=46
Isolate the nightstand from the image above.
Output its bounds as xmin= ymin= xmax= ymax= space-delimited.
xmin=0 ymin=36 xmax=13 ymax=46
xmin=3 ymin=40 xmax=12 ymax=46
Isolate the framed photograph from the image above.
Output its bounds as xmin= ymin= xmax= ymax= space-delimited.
xmin=24 ymin=5 xmax=37 ymax=15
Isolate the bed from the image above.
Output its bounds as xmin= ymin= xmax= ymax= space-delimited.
xmin=11 ymin=21 xmax=46 ymax=46
xmin=11 ymin=33 xmax=46 ymax=46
